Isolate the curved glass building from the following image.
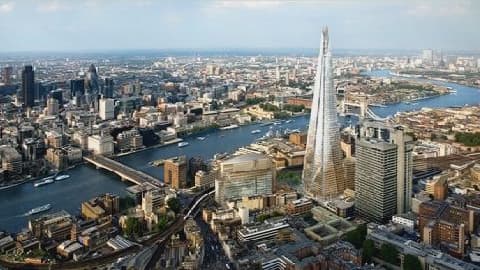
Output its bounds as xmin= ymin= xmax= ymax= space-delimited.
xmin=302 ymin=27 xmax=345 ymax=200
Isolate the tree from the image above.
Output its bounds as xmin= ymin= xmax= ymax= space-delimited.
xmin=124 ymin=217 xmax=142 ymax=238
xmin=167 ymin=197 xmax=182 ymax=214
xmin=119 ymin=196 xmax=136 ymax=211
xmin=403 ymin=254 xmax=422 ymax=270
xmin=345 ymin=224 xmax=367 ymax=249
xmin=362 ymin=239 xmax=375 ymax=264
xmin=380 ymin=243 xmax=399 ymax=265
xmin=156 ymin=215 xmax=169 ymax=232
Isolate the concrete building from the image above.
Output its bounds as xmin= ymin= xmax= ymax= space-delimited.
xmin=87 ymin=134 xmax=114 ymax=156
xmin=81 ymin=193 xmax=120 ymax=220
xmin=164 ymin=156 xmax=187 ymax=189
xmin=303 ymin=28 xmax=346 ymax=200
xmin=418 ymin=200 xmax=474 ymax=257
xmin=99 ymin=97 xmax=115 ymax=120
xmin=355 ymin=120 xmax=413 ymax=223
xmin=285 ymin=198 xmax=313 ymax=215
xmin=214 ymin=153 xmax=275 ymax=204
xmin=237 ymin=219 xmax=290 ymax=243
xmin=142 ymin=188 xmax=165 ymax=215
xmin=46 ymin=97 xmax=59 ymax=116
xmin=116 ymin=129 xmax=143 ymax=152
xmin=425 ymin=173 xmax=448 ymax=200
xmin=0 ymin=146 xmax=22 ymax=176
xmin=194 ymin=170 xmax=216 ymax=188
xmin=368 ymin=224 xmax=479 ymax=270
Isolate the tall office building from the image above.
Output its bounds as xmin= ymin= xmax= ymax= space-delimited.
xmin=302 ymin=27 xmax=345 ymax=200
xmin=103 ymin=78 xmax=114 ymax=98
xmin=99 ymin=97 xmax=115 ymax=120
xmin=22 ymin=65 xmax=35 ymax=108
xmin=355 ymin=120 xmax=413 ymax=223
xmin=70 ymin=79 xmax=85 ymax=97
xmin=422 ymin=49 xmax=434 ymax=65
xmin=164 ymin=156 xmax=188 ymax=189
xmin=46 ymin=97 xmax=59 ymax=116
xmin=1 ymin=66 xmax=13 ymax=85
xmin=214 ymin=153 xmax=275 ymax=204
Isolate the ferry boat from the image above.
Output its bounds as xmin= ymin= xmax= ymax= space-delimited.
xmin=251 ymin=129 xmax=261 ymax=134
xmin=34 ymin=177 xmax=54 ymax=187
xmin=260 ymin=122 xmax=273 ymax=127
xmin=150 ymin=159 xmax=165 ymax=167
xmin=197 ymin=136 xmax=206 ymax=141
xmin=178 ymin=142 xmax=189 ymax=148
xmin=26 ymin=204 xmax=51 ymax=216
xmin=219 ymin=124 xmax=239 ymax=130
xmin=55 ymin=175 xmax=70 ymax=181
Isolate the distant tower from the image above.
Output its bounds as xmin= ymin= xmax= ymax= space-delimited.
xmin=22 ymin=65 xmax=35 ymax=108
xmin=302 ymin=27 xmax=345 ymax=200
xmin=275 ymin=66 xmax=280 ymax=82
xmin=1 ymin=66 xmax=13 ymax=85
xmin=103 ymin=78 xmax=114 ymax=98
xmin=85 ymin=64 xmax=99 ymax=108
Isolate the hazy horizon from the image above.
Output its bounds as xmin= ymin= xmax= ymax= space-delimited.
xmin=0 ymin=0 xmax=479 ymax=52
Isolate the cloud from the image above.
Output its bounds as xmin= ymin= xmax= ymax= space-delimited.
xmin=210 ymin=0 xmax=284 ymax=9
xmin=0 ymin=1 xmax=14 ymax=13
xmin=407 ymin=0 xmax=471 ymax=17
xmin=37 ymin=0 xmax=70 ymax=12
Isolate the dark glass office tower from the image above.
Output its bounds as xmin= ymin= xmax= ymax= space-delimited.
xmin=22 ymin=65 xmax=35 ymax=108
xmin=103 ymin=78 xmax=114 ymax=98
xmin=70 ymin=79 xmax=85 ymax=97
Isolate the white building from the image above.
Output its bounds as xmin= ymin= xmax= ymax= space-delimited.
xmin=87 ymin=134 xmax=114 ymax=156
xmin=99 ymin=98 xmax=115 ymax=120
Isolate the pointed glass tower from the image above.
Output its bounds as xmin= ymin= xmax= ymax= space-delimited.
xmin=302 ymin=27 xmax=345 ymax=200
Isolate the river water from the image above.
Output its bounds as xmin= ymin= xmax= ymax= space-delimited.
xmin=0 ymin=70 xmax=479 ymax=233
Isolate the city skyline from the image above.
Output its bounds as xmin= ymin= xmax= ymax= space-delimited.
xmin=0 ymin=0 xmax=479 ymax=52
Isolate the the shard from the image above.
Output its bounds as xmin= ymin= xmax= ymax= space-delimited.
xmin=302 ymin=27 xmax=345 ymax=200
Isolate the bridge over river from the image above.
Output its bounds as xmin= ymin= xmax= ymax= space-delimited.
xmin=83 ymin=155 xmax=163 ymax=188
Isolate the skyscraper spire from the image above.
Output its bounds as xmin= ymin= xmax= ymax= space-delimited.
xmin=302 ymin=27 xmax=345 ymax=200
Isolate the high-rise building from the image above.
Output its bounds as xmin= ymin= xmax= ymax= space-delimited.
xmin=302 ymin=27 xmax=345 ymax=200
xmin=99 ymin=97 xmax=115 ymax=120
xmin=103 ymin=78 xmax=114 ymax=98
xmin=46 ymin=97 xmax=59 ymax=116
xmin=164 ymin=156 xmax=188 ymax=189
xmin=70 ymin=79 xmax=85 ymax=97
xmin=355 ymin=120 xmax=413 ymax=223
xmin=422 ymin=49 xmax=434 ymax=65
xmin=22 ymin=65 xmax=35 ymax=108
xmin=50 ymin=89 xmax=63 ymax=106
xmin=214 ymin=153 xmax=275 ymax=204
xmin=1 ymin=66 xmax=13 ymax=85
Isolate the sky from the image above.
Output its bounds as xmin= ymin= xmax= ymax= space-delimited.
xmin=0 ymin=0 xmax=479 ymax=52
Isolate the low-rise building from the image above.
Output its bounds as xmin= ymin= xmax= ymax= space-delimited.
xmin=286 ymin=198 xmax=313 ymax=215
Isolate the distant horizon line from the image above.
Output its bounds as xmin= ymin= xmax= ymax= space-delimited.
xmin=1 ymin=47 xmax=479 ymax=57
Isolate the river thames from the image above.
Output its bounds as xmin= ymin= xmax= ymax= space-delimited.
xmin=0 ymin=70 xmax=479 ymax=233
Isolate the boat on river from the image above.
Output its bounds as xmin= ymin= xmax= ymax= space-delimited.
xmin=219 ymin=124 xmax=239 ymax=130
xmin=26 ymin=204 xmax=51 ymax=216
xmin=55 ymin=175 xmax=70 ymax=181
xmin=34 ymin=177 xmax=54 ymax=187
xmin=178 ymin=142 xmax=189 ymax=147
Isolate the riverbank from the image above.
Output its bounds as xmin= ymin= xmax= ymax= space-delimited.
xmin=115 ymin=138 xmax=183 ymax=158
xmin=394 ymin=71 xmax=480 ymax=89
